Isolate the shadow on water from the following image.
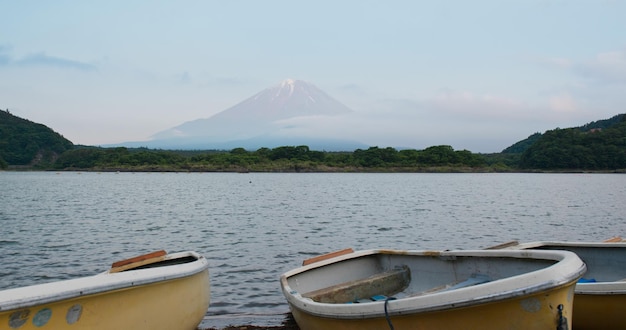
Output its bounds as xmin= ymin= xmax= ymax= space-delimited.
xmin=199 ymin=313 xmax=299 ymax=330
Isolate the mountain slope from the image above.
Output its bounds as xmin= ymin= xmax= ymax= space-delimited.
xmin=502 ymin=113 xmax=625 ymax=154
xmin=518 ymin=114 xmax=626 ymax=169
xmin=0 ymin=109 xmax=74 ymax=166
xmin=209 ymin=78 xmax=352 ymax=122
xmin=141 ymin=79 xmax=360 ymax=150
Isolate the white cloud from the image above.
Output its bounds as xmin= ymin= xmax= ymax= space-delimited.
xmin=543 ymin=57 xmax=573 ymax=69
xmin=280 ymin=82 xmax=586 ymax=148
xmin=267 ymin=94 xmax=544 ymax=153
xmin=575 ymin=49 xmax=626 ymax=84
xmin=532 ymin=54 xmax=574 ymax=71
xmin=529 ymin=48 xmax=626 ymax=123
xmin=428 ymin=90 xmax=526 ymax=119
xmin=0 ymin=49 xmax=97 ymax=71
xmin=548 ymin=93 xmax=578 ymax=113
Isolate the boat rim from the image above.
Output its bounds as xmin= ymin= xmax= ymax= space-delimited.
xmin=509 ymin=241 xmax=626 ymax=249
xmin=576 ymin=282 xmax=626 ymax=295
xmin=507 ymin=241 xmax=626 ymax=295
xmin=280 ymin=249 xmax=586 ymax=318
xmin=0 ymin=250 xmax=209 ymax=312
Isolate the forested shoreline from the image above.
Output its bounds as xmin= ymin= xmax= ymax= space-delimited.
xmin=2 ymin=110 xmax=625 ymax=172
xmin=48 ymin=145 xmax=505 ymax=173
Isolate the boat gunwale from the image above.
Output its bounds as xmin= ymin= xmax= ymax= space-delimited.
xmin=508 ymin=241 xmax=626 ymax=249
xmin=502 ymin=241 xmax=626 ymax=295
xmin=280 ymin=249 xmax=586 ymax=319
xmin=576 ymin=282 xmax=626 ymax=294
xmin=0 ymin=251 xmax=209 ymax=312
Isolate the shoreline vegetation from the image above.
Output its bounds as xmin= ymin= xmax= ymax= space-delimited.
xmin=0 ymin=139 xmax=626 ymax=173
xmin=6 ymin=166 xmax=626 ymax=174
xmin=28 ymin=145 xmax=511 ymax=172
xmin=2 ymin=110 xmax=626 ymax=173
xmin=4 ymin=144 xmax=626 ymax=174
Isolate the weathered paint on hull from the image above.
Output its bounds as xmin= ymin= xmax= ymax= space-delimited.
xmin=573 ymin=293 xmax=625 ymax=330
xmin=289 ymin=284 xmax=575 ymax=330
xmin=0 ymin=270 xmax=210 ymax=330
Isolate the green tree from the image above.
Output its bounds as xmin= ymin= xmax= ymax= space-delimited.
xmin=0 ymin=110 xmax=73 ymax=165
xmin=520 ymin=121 xmax=626 ymax=170
xmin=418 ymin=145 xmax=456 ymax=165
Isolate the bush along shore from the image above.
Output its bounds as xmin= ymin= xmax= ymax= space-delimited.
xmin=4 ymin=110 xmax=626 ymax=172
xmin=6 ymin=142 xmax=626 ymax=173
xmin=0 ymin=145 xmax=582 ymax=173
xmin=43 ymin=145 xmax=505 ymax=172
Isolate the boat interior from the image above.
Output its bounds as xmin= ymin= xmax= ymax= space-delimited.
xmin=290 ymin=252 xmax=557 ymax=304
xmin=109 ymin=250 xmax=198 ymax=273
xmin=524 ymin=245 xmax=626 ymax=282
xmin=127 ymin=256 xmax=199 ymax=270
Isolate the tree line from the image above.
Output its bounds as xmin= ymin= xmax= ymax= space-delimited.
xmin=519 ymin=116 xmax=626 ymax=170
xmin=0 ymin=109 xmax=73 ymax=168
xmin=2 ymin=110 xmax=626 ymax=171
xmin=51 ymin=145 xmax=493 ymax=172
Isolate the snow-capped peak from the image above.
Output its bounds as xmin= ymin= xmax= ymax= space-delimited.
xmin=151 ymin=78 xmax=353 ymax=141
xmin=277 ymin=78 xmax=296 ymax=97
xmin=281 ymin=78 xmax=296 ymax=87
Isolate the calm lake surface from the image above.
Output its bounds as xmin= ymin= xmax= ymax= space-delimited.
xmin=1 ymin=172 xmax=625 ymax=327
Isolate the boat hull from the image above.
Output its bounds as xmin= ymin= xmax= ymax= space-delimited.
xmin=289 ymin=285 xmax=574 ymax=330
xmin=497 ymin=241 xmax=626 ymax=330
xmin=574 ymin=293 xmax=625 ymax=330
xmin=0 ymin=251 xmax=210 ymax=330
xmin=281 ymin=249 xmax=585 ymax=330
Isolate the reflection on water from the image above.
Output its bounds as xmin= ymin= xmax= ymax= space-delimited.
xmin=1 ymin=172 xmax=625 ymax=324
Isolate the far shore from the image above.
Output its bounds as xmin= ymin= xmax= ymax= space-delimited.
xmin=4 ymin=167 xmax=626 ymax=174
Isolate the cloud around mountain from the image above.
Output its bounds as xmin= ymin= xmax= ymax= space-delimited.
xmin=118 ymin=79 xmax=367 ymax=151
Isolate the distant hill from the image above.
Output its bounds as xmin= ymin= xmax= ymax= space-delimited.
xmin=4 ymin=105 xmax=624 ymax=171
xmin=501 ymin=133 xmax=542 ymax=154
xmin=109 ymin=79 xmax=366 ymax=151
xmin=0 ymin=109 xmax=74 ymax=167
xmin=502 ymin=114 xmax=625 ymax=154
xmin=518 ymin=114 xmax=626 ymax=170
xmin=578 ymin=114 xmax=625 ymax=131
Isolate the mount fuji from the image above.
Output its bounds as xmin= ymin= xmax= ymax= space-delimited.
xmin=113 ymin=79 xmax=368 ymax=151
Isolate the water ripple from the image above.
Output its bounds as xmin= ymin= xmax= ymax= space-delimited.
xmin=1 ymin=171 xmax=625 ymax=318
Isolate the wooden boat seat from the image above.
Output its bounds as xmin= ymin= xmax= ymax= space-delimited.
xmin=302 ymin=265 xmax=411 ymax=303
xmin=302 ymin=248 xmax=354 ymax=266
xmin=110 ymin=250 xmax=167 ymax=273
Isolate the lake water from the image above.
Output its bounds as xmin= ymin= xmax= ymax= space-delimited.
xmin=1 ymin=172 xmax=625 ymax=327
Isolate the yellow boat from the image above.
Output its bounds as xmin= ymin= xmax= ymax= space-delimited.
xmin=280 ymin=248 xmax=585 ymax=330
xmin=493 ymin=239 xmax=626 ymax=330
xmin=0 ymin=250 xmax=210 ymax=330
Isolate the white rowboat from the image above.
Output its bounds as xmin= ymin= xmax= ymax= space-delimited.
xmin=0 ymin=250 xmax=210 ymax=330
xmin=280 ymin=248 xmax=585 ymax=330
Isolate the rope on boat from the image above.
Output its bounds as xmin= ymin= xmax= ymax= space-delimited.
xmin=556 ymin=304 xmax=568 ymax=330
xmin=383 ymin=297 xmax=569 ymax=329
xmin=384 ymin=297 xmax=396 ymax=330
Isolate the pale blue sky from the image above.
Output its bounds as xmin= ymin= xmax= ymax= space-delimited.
xmin=1 ymin=1 xmax=625 ymax=152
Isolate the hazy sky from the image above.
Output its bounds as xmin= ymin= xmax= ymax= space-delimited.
xmin=2 ymin=1 xmax=625 ymax=152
